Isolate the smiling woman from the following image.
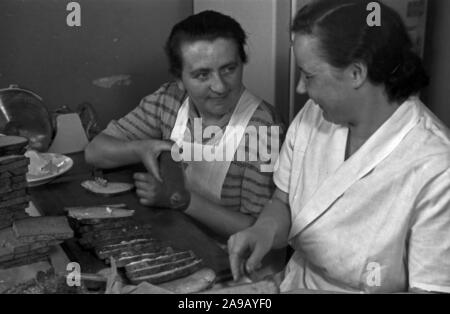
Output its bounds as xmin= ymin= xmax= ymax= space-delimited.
xmin=177 ymin=38 xmax=244 ymax=125
xmin=227 ymin=0 xmax=450 ymax=294
xmin=292 ymin=35 xmax=353 ymax=125
xmin=84 ymin=11 xmax=284 ymax=246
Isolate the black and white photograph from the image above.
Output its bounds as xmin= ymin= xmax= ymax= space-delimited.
xmin=0 ymin=0 xmax=448 ymax=298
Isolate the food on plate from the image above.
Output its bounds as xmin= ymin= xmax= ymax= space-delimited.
xmin=81 ymin=179 xmax=134 ymax=196
xmin=25 ymin=150 xmax=60 ymax=176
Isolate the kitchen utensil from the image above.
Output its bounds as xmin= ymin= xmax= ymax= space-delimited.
xmin=0 ymin=85 xmax=55 ymax=152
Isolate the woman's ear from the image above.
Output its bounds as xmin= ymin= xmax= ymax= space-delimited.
xmin=349 ymin=61 xmax=368 ymax=89
xmin=176 ymin=79 xmax=185 ymax=91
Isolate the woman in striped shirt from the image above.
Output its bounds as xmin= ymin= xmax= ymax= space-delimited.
xmin=85 ymin=11 xmax=284 ymax=240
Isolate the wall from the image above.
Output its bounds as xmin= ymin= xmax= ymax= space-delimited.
xmin=291 ymin=0 xmax=449 ymax=126
xmin=423 ymin=0 xmax=450 ymax=127
xmin=290 ymin=0 xmax=310 ymax=122
xmin=0 ymin=0 xmax=193 ymax=128
xmin=194 ymin=0 xmax=292 ymax=124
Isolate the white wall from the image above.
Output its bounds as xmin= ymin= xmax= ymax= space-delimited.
xmin=194 ymin=0 xmax=292 ymax=122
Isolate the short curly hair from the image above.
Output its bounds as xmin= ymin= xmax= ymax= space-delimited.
xmin=165 ymin=10 xmax=248 ymax=78
xmin=292 ymin=0 xmax=429 ymax=102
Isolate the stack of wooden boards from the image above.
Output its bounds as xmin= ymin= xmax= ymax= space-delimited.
xmin=0 ymin=136 xmax=31 ymax=230
xmin=67 ymin=205 xmax=205 ymax=286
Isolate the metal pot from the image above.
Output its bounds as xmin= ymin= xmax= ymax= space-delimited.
xmin=0 ymin=85 xmax=55 ymax=152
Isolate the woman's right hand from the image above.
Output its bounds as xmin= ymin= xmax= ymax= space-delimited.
xmin=135 ymin=139 xmax=174 ymax=182
xmin=227 ymin=224 xmax=275 ymax=281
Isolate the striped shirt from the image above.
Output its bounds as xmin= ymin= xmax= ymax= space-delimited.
xmin=103 ymin=82 xmax=284 ymax=217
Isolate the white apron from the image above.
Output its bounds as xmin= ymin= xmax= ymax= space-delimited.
xmin=170 ymin=90 xmax=260 ymax=203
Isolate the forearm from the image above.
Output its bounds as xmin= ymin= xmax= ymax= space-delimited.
xmin=185 ymin=191 xmax=256 ymax=238
xmin=85 ymin=133 xmax=144 ymax=169
xmin=253 ymin=188 xmax=291 ymax=249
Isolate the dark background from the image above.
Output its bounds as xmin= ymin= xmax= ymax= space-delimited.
xmin=0 ymin=0 xmax=448 ymax=128
xmin=0 ymin=0 xmax=192 ymax=128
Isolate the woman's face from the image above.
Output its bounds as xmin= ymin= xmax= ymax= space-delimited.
xmin=178 ymin=38 xmax=244 ymax=121
xmin=293 ymin=34 xmax=355 ymax=125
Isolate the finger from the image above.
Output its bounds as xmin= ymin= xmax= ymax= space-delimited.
xmin=133 ymin=180 xmax=145 ymax=189
xmin=134 ymin=172 xmax=158 ymax=183
xmin=133 ymin=181 xmax=145 ymax=191
xmin=139 ymin=198 xmax=152 ymax=206
xmin=135 ymin=188 xmax=147 ymax=198
xmin=142 ymin=140 xmax=174 ymax=182
xmin=135 ymin=188 xmax=157 ymax=200
xmin=155 ymin=140 xmax=175 ymax=153
xmin=142 ymin=156 xmax=162 ymax=183
xmin=133 ymin=172 xmax=147 ymax=181
xmin=245 ymin=244 xmax=268 ymax=274
xmin=227 ymin=235 xmax=246 ymax=281
xmin=134 ymin=180 xmax=155 ymax=191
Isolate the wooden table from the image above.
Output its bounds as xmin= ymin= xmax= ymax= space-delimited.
xmin=28 ymin=152 xmax=232 ymax=282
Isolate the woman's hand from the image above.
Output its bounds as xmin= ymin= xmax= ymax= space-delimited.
xmin=228 ymin=188 xmax=291 ymax=281
xmin=134 ymin=139 xmax=174 ymax=182
xmin=227 ymin=223 xmax=276 ymax=281
xmin=133 ymin=172 xmax=161 ymax=206
xmin=85 ymin=134 xmax=175 ymax=175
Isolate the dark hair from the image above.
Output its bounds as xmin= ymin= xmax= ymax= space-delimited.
xmin=292 ymin=0 xmax=429 ymax=102
xmin=165 ymin=10 xmax=248 ymax=78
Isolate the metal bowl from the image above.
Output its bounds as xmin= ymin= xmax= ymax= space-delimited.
xmin=0 ymin=85 xmax=55 ymax=152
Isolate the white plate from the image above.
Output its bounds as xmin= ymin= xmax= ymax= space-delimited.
xmin=25 ymin=151 xmax=74 ymax=187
